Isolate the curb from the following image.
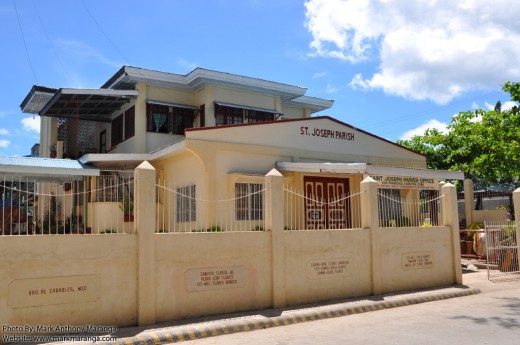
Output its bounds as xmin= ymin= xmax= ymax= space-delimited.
xmin=102 ymin=287 xmax=481 ymax=345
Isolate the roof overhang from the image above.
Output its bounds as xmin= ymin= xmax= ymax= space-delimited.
xmin=79 ymin=153 xmax=150 ymax=169
xmin=20 ymin=85 xmax=58 ymax=114
xmin=214 ymin=101 xmax=282 ymax=115
xmin=282 ymin=96 xmax=334 ymax=114
xmin=276 ymin=162 xmax=464 ymax=180
xmin=103 ymin=66 xmax=309 ymax=101
xmin=39 ymin=88 xmax=138 ymax=122
xmin=78 ymin=140 xmax=187 ymax=167
xmin=0 ymin=156 xmax=99 ymax=182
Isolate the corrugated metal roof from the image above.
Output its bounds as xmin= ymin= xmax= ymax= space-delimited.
xmin=0 ymin=156 xmax=99 ymax=181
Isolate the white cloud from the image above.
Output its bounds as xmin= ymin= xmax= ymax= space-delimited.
xmin=0 ymin=139 xmax=10 ymax=148
xmin=21 ymin=117 xmax=40 ymax=133
xmin=305 ymin=0 xmax=520 ymax=104
xmin=0 ymin=128 xmax=8 ymax=135
xmin=399 ymin=119 xmax=448 ymax=140
xmin=484 ymin=101 xmax=518 ymax=111
xmin=313 ymin=71 xmax=328 ymax=79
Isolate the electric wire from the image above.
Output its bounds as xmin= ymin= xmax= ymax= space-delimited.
xmin=79 ymin=0 xmax=130 ymax=65
xmin=31 ymin=0 xmax=78 ymax=87
xmin=13 ymin=0 xmax=39 ymax=84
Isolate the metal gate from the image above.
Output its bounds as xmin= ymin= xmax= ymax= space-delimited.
xmin=484 ymin=221 xmax=520 ymax=281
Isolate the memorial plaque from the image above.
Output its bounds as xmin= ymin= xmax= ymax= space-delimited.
xmin=401 ymin=252 xmax=434 ymax=270
xmin=8 ymin=275 xmax=101 ymax=308
xmin=185 ymin=266 xmax=246 ymax=292
xmin=308 ymin=258 xmax=350 ymax=279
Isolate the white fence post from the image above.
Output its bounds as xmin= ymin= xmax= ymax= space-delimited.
xmin=513 ymin=187 xmax=520 ymax=270
xmin=360 ymin=176 xmax=382 ymax=295
xmin=265 ymin=168 xmax=286 ymax=308
xmin=134 ymin=161 xmax=156 ymax=325
xmin=441 ymin=182 xmax=463 ymax=285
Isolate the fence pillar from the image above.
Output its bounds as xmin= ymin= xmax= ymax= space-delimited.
xmin=361 ymin=177 xmax=382 ymax=295
xmin=513 ymin=188 xmax=520 ymax=268
xmin=464 ymin=179 xmax=474 ymax=228
xmin=265 ymin=168 xmax=285 ymax=308
xmin=134 ymin=161 xmax=156 ymax=325
xmin=441 ymin=183 xmax=463 ymax=285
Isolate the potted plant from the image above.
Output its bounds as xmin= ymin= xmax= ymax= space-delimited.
xmin=119 ymin=197 xmax=134 ymax=222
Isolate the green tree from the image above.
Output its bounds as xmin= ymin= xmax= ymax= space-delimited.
xmin=397 ymin=82 xmax=520 ymax=187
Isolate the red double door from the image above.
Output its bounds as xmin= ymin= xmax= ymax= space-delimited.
xmin=304 ymin=176 xmax=351 ymax=230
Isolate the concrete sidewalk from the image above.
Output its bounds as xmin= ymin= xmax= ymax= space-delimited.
xmin=92 ymin=264 xmax=492 ymax=345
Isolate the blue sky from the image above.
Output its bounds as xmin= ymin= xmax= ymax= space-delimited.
xmin=1 ymin=0 xmax=519 ymax=156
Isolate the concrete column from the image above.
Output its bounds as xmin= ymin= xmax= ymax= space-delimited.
xmin=360 ymin=177 xmax=382 ymax=295
xmin=134 ymin=161 xmax=156 ymax=325
xmin=513 ymin=188 xmax=520 ymax=268
xmin=464 ymin=179 xmax=474 ymax=228
xmin=265 ymin=168 xmax=285 ymax=308
xmin=56 ymin=141 xmax=64 ymax=159
xmin=441 ymin=183 xmax=463 ymax=285
xmin=134 ymin=83 xmax=147 ymax=153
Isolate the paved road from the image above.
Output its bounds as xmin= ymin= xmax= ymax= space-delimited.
xmin=180 ymin=270 xmax=520 ymax=345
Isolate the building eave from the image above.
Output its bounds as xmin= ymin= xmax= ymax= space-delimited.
xmin=276 ymin=162 xmax=464 ymax=180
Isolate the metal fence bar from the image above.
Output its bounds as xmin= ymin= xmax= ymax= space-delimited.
xmin=155 ymin=181 xmax=266 ymax=233
xmin=282 ymin=186 xmax=362 ymax=231
xmin=0 ymin=170 xmax=133 ymax=236
xmin=485 ymin=221 xmax=519 ymax=281
xmin=378 ymin=190 xmax=443 ymax=228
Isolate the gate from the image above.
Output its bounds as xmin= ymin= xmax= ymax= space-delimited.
xmin=303 ymin=176 xmax=351 ymax=229
xmin=484 ymin=221 xmax=520 ymax=281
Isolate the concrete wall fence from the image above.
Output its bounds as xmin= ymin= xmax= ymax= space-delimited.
xmin=0 ymin=161 xmax=463 ymax=330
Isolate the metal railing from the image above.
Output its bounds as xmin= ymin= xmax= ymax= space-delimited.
xmin=378 ymin=189 xmax=443 ymax=228
xmin=0 ymin=171 xmax=134 ymax=236
xmin=283 ymin=186 xmax=362 ymax=230
xmin=155 ymin=180 xmax=266 ymax=233
xmin=485 ymin=221 xmax=519 ymax=281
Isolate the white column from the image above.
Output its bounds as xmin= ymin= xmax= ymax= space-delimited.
xmin=361 ymin=177 xmax=382 ymax=295
xmin=442 ymin=183 xmax=463 ymax=285
xmin=134 ymin=160 xmax=156 ymax=325
xmin=265 ymin=168 xmax=285 ymax=308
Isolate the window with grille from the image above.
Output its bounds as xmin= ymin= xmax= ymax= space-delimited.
xmin=176 ymin=185 xmax=196 ymax=222
xmin=235 ymin=183 xmax=263 ymax=220
xmin=215 ymin=104 xmax=275 ymax=126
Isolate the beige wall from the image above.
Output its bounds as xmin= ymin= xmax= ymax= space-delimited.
xmin=155 ymin=232 xmax=272 ymax=321
xmin=0 ymin=235 xmax=137 ymax=327
xmin=472 ymin=209 xmax=509 ymax=223
xmin=377 ymin=227 xmax=454 ymax=292
xmin=284 ymin=229 xmax=372 ymax=305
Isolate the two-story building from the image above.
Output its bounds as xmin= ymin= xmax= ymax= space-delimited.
xmin=20 ymin=66 xmax=462 ymax=233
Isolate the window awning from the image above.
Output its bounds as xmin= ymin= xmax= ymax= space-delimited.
xmin=276 ymin=162 xmax=464 ymax=180
xmin=39 ymin=88 xmax=138 ymax=123
xmin=214 ymin=101 xmax=282 ymax=114
xmin=146 ymin=100 xmax=199 ymax=110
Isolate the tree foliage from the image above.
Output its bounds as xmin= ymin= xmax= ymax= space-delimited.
xmin=397 ymin=82 xmax=520 ymax=187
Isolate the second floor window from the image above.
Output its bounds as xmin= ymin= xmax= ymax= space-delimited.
xmin=111 ymin=106 xmax=135 ymax=147
xmin=147 ymin=102 xmax=196 ymax=134
xmin=215 ymin=103 xmax=276 ymax=126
